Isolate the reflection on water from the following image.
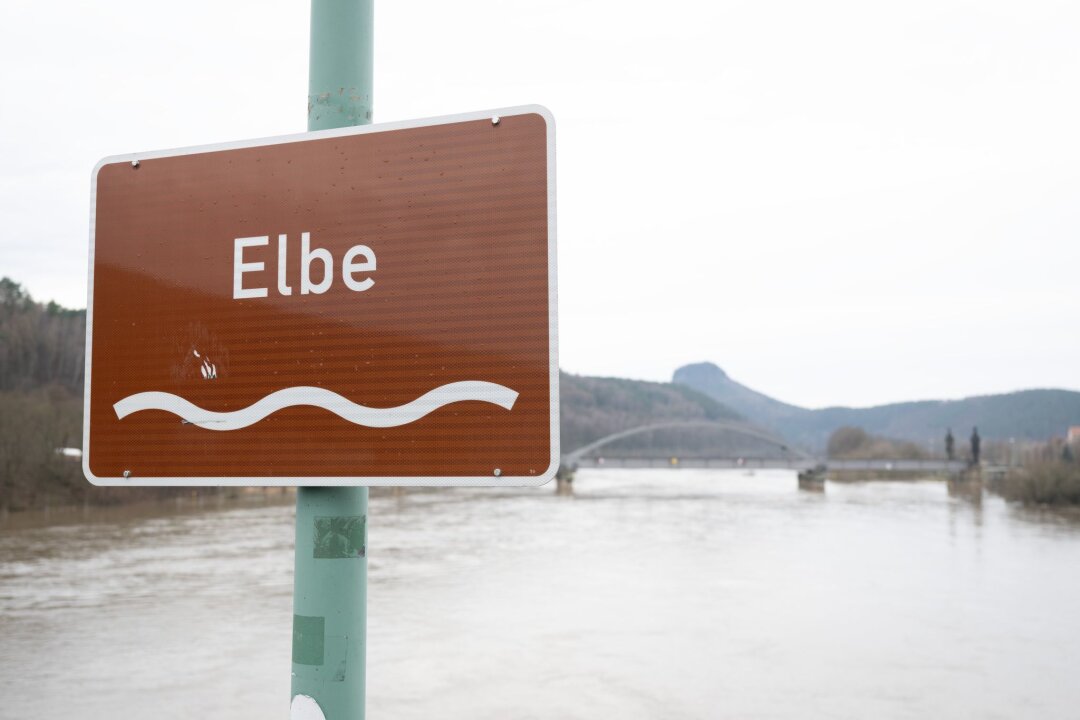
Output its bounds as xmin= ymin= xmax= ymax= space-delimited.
xmin=2 ymin=470 xmax=1080 ymax=719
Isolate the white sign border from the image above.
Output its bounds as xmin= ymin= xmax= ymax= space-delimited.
xmin=84 ymin=105 xmax=559 ymax=487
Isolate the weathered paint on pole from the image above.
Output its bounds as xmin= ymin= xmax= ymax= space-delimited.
xmin=292 ymin=488 xmax=367 ymax=719
xmin=292 ymin=2 xmax=373 ymax=718
xmin=308 ymin=0 xmax=374 ymax=131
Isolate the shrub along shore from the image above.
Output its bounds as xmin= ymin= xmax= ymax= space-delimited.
xmin=1000 ymin=460 xmax=1080 ymax=507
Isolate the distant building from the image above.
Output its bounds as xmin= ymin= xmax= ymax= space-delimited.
xmin=1068 ymin=427 xmax=1080 ymax=444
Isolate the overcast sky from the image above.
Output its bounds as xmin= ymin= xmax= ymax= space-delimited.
xmin=1 ymin=0 xmax=1077 ymax=408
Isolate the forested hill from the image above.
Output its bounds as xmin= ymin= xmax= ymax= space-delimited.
xmin=560 ymin=372 xmax=741 ymax=453
xmin=675 ymin=361 xmax=1080 ymax=450
xmin=560 ymin=373 xmax=793 ymax=460
xmin=1 ymin=279 xmax=86 ymax=510
xmin=0 ymin=278 xmax=84 ymax=393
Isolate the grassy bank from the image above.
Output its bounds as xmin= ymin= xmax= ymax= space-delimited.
xmin=1000 ymin=461 xmax=1080 ymax=507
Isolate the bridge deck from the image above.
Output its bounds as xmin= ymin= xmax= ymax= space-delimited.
xmin=573 ymin=457 xmax=970 ymax=473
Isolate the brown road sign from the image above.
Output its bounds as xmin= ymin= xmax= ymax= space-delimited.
xmin=84 ymin=107 xmax=557 ymax=486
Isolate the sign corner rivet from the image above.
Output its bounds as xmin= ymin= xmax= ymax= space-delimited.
xmin=491 ymin=116 xmax=500 ymax=126
xmin=494 ymin=468 xmax=502 ymax=477
xmin=123 ymin=470 xmax=131 ymax=478
xmin=131 ymin=160 xmax=140 ymax=168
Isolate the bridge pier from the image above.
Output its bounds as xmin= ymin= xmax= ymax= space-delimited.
xmin=949 ymin=462 xmax=988 ymax=489
xmin=797 ymin=464 xmax=827 ymax=492
xmin=555 ymin=463 xmax=575 ymax=495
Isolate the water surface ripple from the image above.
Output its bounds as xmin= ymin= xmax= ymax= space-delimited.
xmin=2 ymin=470 xmax=1079 ymax=719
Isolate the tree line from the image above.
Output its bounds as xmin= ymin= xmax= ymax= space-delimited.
xmin=0 ymin=277 xmax=84 ymax=393
xmin=0 ymin=278 xmax=87 ymax=510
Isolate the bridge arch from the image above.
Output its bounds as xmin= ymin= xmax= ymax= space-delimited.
xmin=562 ymin=420 xmax=809 ymax=467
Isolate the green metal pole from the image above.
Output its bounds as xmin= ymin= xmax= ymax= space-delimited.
xmin=292 ymin=3 xmax=373 ymax=719
xmin=307 ymin=0 xmax=374 ymax=131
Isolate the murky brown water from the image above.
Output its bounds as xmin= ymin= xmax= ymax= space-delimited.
xmin=2 ymin=470 xmax=1079 ymax=719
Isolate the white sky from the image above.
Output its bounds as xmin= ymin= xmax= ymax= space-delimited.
xmin=1 ymin=0 xmax=1077 ymax=408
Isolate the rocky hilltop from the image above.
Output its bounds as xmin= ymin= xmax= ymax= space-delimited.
xmin=674 ymin=361 xmax=1080 ymax=451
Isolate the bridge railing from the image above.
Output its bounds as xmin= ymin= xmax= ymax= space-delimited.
xmin=571 ymin=457 xmax=969 ymax=472
xmin=572 ymin=457 xmax=818 ymax=470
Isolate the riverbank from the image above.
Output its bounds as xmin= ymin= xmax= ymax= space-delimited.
xmin=826 ymin=470 xmax=948 ymax=482
xmin=0 ymin=485 xmax=467 ymax=530
xmin=0 ymin=487 xmax=296 ymax=531
xmin=999 ymin=461 xmax=1080 ymax=507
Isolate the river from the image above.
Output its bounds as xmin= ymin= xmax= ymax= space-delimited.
xmin=2 ymin=470 xmax=1079 ymax=719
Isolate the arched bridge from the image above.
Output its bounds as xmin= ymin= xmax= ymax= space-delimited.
xmin=562 ymin=420 xmax=813 ymax=468
xmin=560 ymin=421 xmax=968 ymax=475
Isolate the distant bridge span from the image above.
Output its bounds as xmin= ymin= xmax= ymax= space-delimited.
xmin=562 ymin=420 xmax=813 ymax=468
xmin=571 ymin=456 xmax=970 ymax=473
xmin=561 ymin=421 xmax=970 ymax=475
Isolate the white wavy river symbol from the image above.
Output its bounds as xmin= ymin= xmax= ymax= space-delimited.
xmin=113 ymin=381 xmax=518 ymax=431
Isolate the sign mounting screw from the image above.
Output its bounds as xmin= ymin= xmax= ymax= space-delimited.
xmin=131 ymin=160 xmax=140 ymax=169
xmin=494 ymin=468 xmax=502 ymax=477
xmin=491 ymin=116 xmax=500 ymax=126
xmin=123 ymin=470 xmax=131 ymax=478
